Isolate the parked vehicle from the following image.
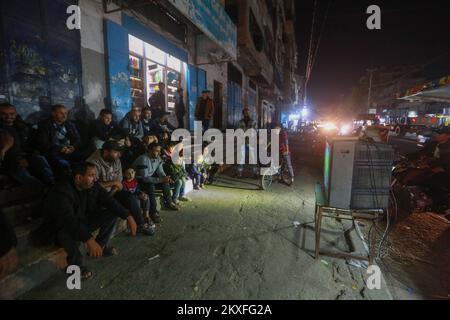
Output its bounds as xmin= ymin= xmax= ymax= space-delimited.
xmin=260 ymin=155 xmax=293 ymax=190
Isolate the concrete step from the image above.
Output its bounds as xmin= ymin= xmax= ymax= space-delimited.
xmin=0 ymin=184 xmax=43 ymax=208
xmin=0 ymin=179 xmax=195 ymax=299
xmin=1 ymin=199 xmax=43 ymax=228
xmin=0 ymin=215 xmax=137 ymax=300
xmin=0 ymin=243 xmax=67 ymax=300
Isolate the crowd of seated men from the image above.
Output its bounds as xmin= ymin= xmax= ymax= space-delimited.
xmin=0 ymin=102 xmax=217 ymax=281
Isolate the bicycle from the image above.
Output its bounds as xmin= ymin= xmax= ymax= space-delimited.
xmin=259 ymin=155 xmax=293 ymax=190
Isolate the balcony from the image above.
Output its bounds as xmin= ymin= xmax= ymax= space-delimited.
xmin=228 ymin=0 xmax=274 ymax=87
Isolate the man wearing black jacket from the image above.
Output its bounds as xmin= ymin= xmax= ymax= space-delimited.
xmin=36 ymin=104 xmax=82 ymax=176
xmin=0 ymin=103 xmax=54 ymax=185
xmin=88 ymin=109 xmax=123 ymax=151
xmin=38 ymin=162 xmax=137 ymax=279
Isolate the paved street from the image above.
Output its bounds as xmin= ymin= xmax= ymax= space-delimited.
xmin=20 ymin=142 xmax=392 ymax=300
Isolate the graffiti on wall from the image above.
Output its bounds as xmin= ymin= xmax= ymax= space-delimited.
xmin=1 ymin=0 xmax=82 ymax=123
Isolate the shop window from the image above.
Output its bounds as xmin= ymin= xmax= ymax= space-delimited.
xmin=145 ymin=43 xmax=165 ymax=65
xmin=129 ymin=35 xmax=144 ymax=56
xmin=129 ymin=34 xmax=186 ymax=112
xmin=166 ymin=70 xmax=181 ymax=110
xmin=146 ymin=60 xmax=165 ymax=100
xmin=130 ymin=55 xmax=145 ymax=109
xmin=167 ymin=54 xmax=181 ymax=72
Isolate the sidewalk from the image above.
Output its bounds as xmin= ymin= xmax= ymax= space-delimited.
xmin=17 ymin=160 xmax=393 ymax=300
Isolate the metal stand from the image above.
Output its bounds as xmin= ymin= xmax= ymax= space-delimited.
xmin=315 ymin=184 xmax=383 ymax=265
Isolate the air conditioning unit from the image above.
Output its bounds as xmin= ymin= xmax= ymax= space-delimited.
xmin=324 ymin=137 xmax=394 ymax=210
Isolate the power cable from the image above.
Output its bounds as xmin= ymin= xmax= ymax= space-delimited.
xmin=305 ymin=0 xmax=318 ymax=86
xmin=311 ymin=0 xmax=333 ymax=74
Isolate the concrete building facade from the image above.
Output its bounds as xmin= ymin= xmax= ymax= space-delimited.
xmin=0 ymin=0 xmax=300 ymax=131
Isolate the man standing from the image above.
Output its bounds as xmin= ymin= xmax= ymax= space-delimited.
xmin=133 ymin=143 xmax=180 ymax=224
xmin=237 ymin=108 xmax=258 ymax=178
xmin=175 ymin=87 xmax=186 ymax=129
xmin=149 ymin=82 xmax=166 ymax=120
xmin=36 ymin=104 xmax=81 ymax=177
xmin=87 ymin=141 xmax=154 ymax=236
xmin=195 ymin=90 xmax=214 ymax=132
xmin=38 ymin=163 xmax=137 ymax=280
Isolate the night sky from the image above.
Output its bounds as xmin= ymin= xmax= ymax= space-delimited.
xmin=295 ymin=0 xmax=450 ymax=112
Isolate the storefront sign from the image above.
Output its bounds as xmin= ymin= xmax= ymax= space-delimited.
xmin=169 ymin=0 xmax=237 ymax=60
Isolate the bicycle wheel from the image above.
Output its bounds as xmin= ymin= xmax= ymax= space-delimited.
xmin=260 ymin=173 xmax=274 ymax=190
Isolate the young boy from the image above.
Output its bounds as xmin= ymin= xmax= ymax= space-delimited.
xmin=161 ymin=143 xmax=191 ymax=203
xmin=122 ymin=168 xmax=155 ymax=234
xmin=186 ymin=151 xmax=207 ymax=190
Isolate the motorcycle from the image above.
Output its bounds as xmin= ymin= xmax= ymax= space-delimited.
xmin=391 ymin=153 xmax=448 ymax=213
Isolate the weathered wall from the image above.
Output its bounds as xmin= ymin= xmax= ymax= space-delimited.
xmin=79 ymin=0 xmax=121 ymax=117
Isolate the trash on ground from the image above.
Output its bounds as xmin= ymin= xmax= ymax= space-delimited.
xmin=347 ymin=259 xmax=369 ymax=269
xmin=148 ymin=254 xmax=161 ymax=261
xmin=293 ymin=221 xmax=301 ymax=228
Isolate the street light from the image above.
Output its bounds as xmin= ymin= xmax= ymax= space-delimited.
xmin=301 ymin=107 xmax=309 ymax=118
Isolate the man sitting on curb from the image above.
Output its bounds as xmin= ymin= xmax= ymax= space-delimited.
xmin=37 ymin=163 xmax=137 ymax=280
xmin=133 ymin=143 xmax=179 ymax=224
xmin=87 ymin=141 xmax=154 ymax=236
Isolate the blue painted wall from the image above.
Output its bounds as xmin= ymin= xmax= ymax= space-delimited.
xmin=104 ymin=19 xmax=131 ymax=121
xmin=187 ymin=65 xmax=207 ymax=130
xmin=0 ymin=0 xmax=82 ymax=123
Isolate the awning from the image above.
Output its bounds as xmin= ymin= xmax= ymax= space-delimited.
xmin=399 ymin=75 xmax=450 ymax=103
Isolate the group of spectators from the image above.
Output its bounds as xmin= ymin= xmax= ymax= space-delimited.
xmin=0 ymin=88 xmax=218 ymax=280
xmin=0 ymin=86 xmax=295 ymax=281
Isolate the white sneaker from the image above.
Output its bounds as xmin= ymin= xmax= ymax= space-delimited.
xmin=179 ymin=196 xmax=192 ymax=202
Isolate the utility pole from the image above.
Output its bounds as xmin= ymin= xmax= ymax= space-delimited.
xmin=367 ymin=68 xmax=376 ymax=114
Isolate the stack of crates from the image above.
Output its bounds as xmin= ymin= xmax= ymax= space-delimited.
xmin=351 ymin=142 xmax=395 ymax=210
